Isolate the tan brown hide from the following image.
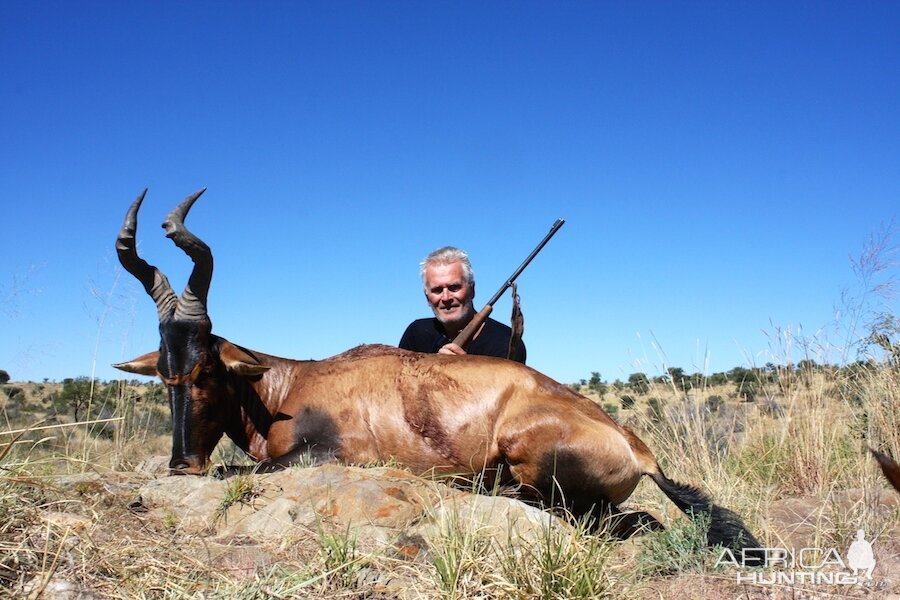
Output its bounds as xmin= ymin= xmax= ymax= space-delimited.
xmin=262 ymin=345 xmax=642 ymax=504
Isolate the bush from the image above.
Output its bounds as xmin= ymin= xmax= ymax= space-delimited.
xmin=637 ymin=512 xmax=714 ymax=576
xmin=619 ymin=395 xmax=635 ymax=409
xmin=646 ymin=397 xmax=664 ymax=422
xmin=736 ymin=380 xmax=759 ymax=402
xmin=705 ymin=395 xmax=724 ymax=412
xmin=707 ymin=372 xmax=728 ymax=386
xmin=603 ymin=402 xmax=619 ymax=420
xmin=588 ymin=372 xmax=608 ymax=396
xmin=758 ymin=399 xmax=784 ymax=418
xmin=57 ymin=377 xmax=104 ymax=420
xmin=1 ymin=386 xmax=24 ymax=401
xmin=2 ymin=386 xmax=26 ymax=418
xmin=628 ymin=373 xmax=650 ymax=394
xmin=0 ymin=369 xmax=9 ymax=384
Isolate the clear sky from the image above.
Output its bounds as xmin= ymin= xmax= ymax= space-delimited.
xmin=2 ymin=1 xmax=898 ymax=385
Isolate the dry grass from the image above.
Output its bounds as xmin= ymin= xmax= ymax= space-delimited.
xmin=1 ymin=357 xmax=899 ymax=598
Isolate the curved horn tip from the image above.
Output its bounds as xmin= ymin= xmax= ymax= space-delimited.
xmin=127 ymin=188 xmax=149 ymax=214
xmin=183 ymin=187 xmax=207 ymax=204
xmin=119 ymin=189 xmax=150 ymax=241
xmin=164 ymin=187 xmax=208 ymax=227
xmin=184 ymin=187 xmax=207 ymax=204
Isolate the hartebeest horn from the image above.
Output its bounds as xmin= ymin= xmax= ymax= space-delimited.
xmin=116 ymin=189 xmax=178 ymax=321
xmin=162 ymin=188 xmax=213 ymax=322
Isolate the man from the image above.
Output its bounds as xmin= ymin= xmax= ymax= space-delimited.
xmin=399 ymin=246 xmax=526 ymax=363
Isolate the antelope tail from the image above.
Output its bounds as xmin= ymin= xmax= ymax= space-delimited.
xmin=648 ymin=469 xmax=765 ymax=566
xmin=870 ymin=447 xmax=900 ymax=493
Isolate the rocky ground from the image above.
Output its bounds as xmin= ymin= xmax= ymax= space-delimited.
xmin=4 ymin=458 xmax=899 ymax=599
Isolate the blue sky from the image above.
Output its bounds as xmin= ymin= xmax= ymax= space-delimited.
xmin=2 ymin=1 xmax=898 ymax=385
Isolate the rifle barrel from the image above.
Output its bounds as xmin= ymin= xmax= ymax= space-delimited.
xmin=486 ymin=218 xmax=565 ymax=306
xmin=451 ymin=218 xmax=565 ymax=349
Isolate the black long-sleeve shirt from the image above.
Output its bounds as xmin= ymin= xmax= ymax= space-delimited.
xmin=398 ymin=317 xmax=526 ymax=364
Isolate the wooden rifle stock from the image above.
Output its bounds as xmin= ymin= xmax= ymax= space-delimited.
xmin=451 ymin=218 xmax=564 ymax=349
xmin=452 ymin=305 xmax=494 ymax=349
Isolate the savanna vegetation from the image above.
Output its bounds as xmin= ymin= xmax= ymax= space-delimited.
xmin=2 ymin=342 xmax=898 ymax=598
xmin=1 ymin=231 xmax=898 ymax=598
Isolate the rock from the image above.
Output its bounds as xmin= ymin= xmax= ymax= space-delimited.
xmin=410 ymin=492 xmax=563 ymax=550
xmin=134 ymin=455 xmax=170 ymax=477
xmin=20 ymin=577 xmax=103 ymax=599
xmin=138 ymin=474 xmax=229 ymax=533
xmin=130 ymin=463 xmax=569 ymax=562
xmin=40 ymin=511 xmax=93 ymax=533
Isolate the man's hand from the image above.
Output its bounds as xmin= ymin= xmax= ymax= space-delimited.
xmin=438 ymin=343 xmax=467 ymax=356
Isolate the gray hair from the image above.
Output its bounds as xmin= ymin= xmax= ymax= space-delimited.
xmin=420 ymin=246 xmax=475 ymax=287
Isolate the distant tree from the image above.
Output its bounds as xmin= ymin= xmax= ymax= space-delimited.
xmin=761 ymin=362 xmax=781 ymax=384
xmin=728 ymin=367 xmax=759 ymax=401
xmin=664 ymin=367 xmax=687 ymax=390
xmin=842 ymin=360 xmax=876 ymax=380
xmin=588 ymin=371 xmax=608 ymax=395
xmin=707 ymin=372 xmax=728 ymax=386
xmin=727 ymin=366 xmax=749 ymax=381
xmin=145 ymin=382 xmax=166 ymax=404
xmin=690 ymin=372 xmax=706 ymax=389
xmin=57 ymin=377 xmax=102 ymax=421
xmin=0 ymin=369 xmax=9 ymax=384
xmin=796 ymin=359 xmax=819 ymax=372
xmin=627 ymin=372 xmax=650 ymax=394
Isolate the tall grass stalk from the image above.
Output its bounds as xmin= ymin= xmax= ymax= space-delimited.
xmin=496 ymin=517 xmax=616 ymax=600
xmin=430 ymin=499 xmax=493 ymax=598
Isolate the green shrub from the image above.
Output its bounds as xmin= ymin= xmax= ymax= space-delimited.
xmin=603 ymin=402 xmax=619 ymax=419
xmin=1 ymin=386 xmax=24 ymax=401
xmin=588 ymin=372 xmax=608 ymax=395
xmin=628 ymin=373 xmax=651 ymax=394
xmin=646 ymin=397 xmax=664 ymax=422
xmin=637 ymin=513 xmax=715 ymax=576
xmin=705 ymin=395 xmax=724 ymax=412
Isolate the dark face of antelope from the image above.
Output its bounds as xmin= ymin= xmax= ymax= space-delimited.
xmin=156 ymin=318 xmax=230 ymax=475
xmin=113 ymin=189 xmax=226 ymax=475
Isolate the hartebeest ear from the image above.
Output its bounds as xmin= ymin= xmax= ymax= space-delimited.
xmin=219 ymin=341 xmax=271 ymax=376
xmin=112 ymin=351 xmax=160 ymax=376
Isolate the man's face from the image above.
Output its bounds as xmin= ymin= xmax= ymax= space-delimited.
xmin=424 ymin=262 xmax=475 ymax=328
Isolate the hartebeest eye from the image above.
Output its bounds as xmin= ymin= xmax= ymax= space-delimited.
xmin=192 ymin=372 xmax=207 ymax=388
xmin=189 ymin=363 xmax=208 ymax=388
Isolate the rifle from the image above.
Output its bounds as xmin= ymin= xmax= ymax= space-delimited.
xmin=451 ymin=218 xmax=565 ymax=349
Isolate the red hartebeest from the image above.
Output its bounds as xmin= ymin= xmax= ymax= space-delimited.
xmin=114 ymin=189 xmax=763 ymax=559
